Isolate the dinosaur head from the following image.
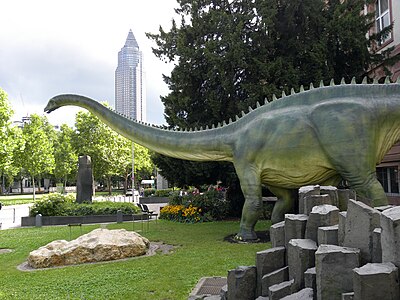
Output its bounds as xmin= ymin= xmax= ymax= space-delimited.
xmin=44 ymin=97 xmax=60 ymax=113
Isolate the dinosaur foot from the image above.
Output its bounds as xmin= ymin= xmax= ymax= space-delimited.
xmin=234 ymin=229 xmax=259 ymax=243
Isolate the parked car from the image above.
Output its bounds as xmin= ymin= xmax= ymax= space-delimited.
xmin=126 ymin=189 xmax=139 ymax=196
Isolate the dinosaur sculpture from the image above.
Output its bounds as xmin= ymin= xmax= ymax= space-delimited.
xmin=45 ymin=78 xmax=400 ymax=240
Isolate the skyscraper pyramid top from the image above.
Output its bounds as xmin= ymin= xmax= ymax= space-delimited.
xmin=124 ymin=29 xmax=139 ymax=49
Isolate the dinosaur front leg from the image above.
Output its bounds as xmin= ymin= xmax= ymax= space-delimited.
xmin=235 ymin=166 xmax=262 ymax=241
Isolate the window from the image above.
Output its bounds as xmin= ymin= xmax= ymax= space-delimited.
xmin=375 ymin=0 xmax=392 ymax=45
xmin=376 ymin=166 xmax=399 ymax=195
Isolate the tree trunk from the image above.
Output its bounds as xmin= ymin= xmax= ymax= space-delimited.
xmin=32 ymin=175 xmax=36 ymax=201
xmin=1 ymin=172 xmax=4 ymax=195
xmin=107 ymin=176 xmax=112 ymax=195
xmin=124 ymin=172 xmax=129 ymax=194
xmin=63 ymin=175 xmax=67 ymax=194
xmin=19 ymin=170 xmax=24 ymax=194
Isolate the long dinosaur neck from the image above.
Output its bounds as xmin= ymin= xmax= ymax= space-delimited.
xmin=51 ymin=94 xmax=233 ymax=162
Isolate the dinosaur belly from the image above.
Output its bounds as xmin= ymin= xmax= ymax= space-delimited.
xmin=258 ymin=147 xmax=338 ymax=188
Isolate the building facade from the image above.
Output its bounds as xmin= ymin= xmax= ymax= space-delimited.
xmin=371 ymin=0 xmax=400 ymax=203
xmin=115 ymin=30 xmax=146 ymax=121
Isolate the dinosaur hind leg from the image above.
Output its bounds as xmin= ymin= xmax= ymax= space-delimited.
xmin=268 ymin=186 xmax=297 ymax=223
xmin=344 ymin=171 xmax=388 ymax=207
xmin=310 ymin=102 xmax=388 ymax=207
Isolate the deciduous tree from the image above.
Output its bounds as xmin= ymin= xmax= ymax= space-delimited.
xmin=22 ymin=114 xmax=55 ymax=200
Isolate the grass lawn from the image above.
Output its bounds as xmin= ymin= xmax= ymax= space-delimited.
xmin=0 ymin=194 xmax=45 ymax=206
xmin=0 ymin=219 xmax=271 ymax=300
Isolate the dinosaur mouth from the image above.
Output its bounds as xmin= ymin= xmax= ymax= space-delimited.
xmin=44 ymin=105 xmax=55 ymax=113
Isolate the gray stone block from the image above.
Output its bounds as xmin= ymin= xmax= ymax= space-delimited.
xmin=353 ymin=262 xmax=399 ymax=300
xmin=343 ymin=199 xmax=380 ymax=264
xmin=318 ymin=225 xmax=338 ymax=245
xmin=342 ymin=292 xmax=354 ymax=300
xmin=321 ymin=185 xmax=339 ymax=208
xmin=227 ymin=266 xmax=256 ymax=300
xmin=269 ymin=279 xmax=295 ymax=300
xmin=281 ymin=288 xmax=314 ymax=300
xmin=256 ymin=247 xmax=286 ymax=296
xmin=299 ymin=185 xmax=321 ymax=214
xmin=288 ymin=239 xmax=317 ymax=290
xmin=304 ymin=267 xmax=316 ymax=296
xmin=261 ymin=266 xmax=289 ymax=297
xmin=303 ymin=194 xmax=332 ymax=216
xmin=316 ymin=244 xmax=360 ymax=300
xmin=255 ymin=297 xmax=269 ymax=300
xmin=305 ymin=205 xmax=339 ymax=242
xmin=270 ymin=221 xmax=285 ymax=248
xmin=371 ymin=228 xmax=382 ymax=263
xmin=220 ymin=285 xmax=227 ymax=300
xmin=338 ymin=211 xmax=347 ymax=246
xmin=374 ymin=205 xmax=395 ymax=212
xmin=203 ymin=296 xmax=221 ymax=300
xmin=76 ymin=155 xmax=93 ymax=203
xmin=285 ymin=214 xmax=308 ymax=248
xmin=381 ymin=206 xmax=400 ymax=267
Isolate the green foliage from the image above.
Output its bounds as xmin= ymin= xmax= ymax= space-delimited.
xmin=0 ymin=88 xmax=19 ymax=194
xmin=73 ymin=107 xmax=154 ymax=194
xmin=144 ymin=188 xmax=156 ymax=197
xmin=154 ymin=189 xmax=173 ymax=197
xmin=29 ymin=193 xmax=139 ymax=217
xmin=21 ymin=114 xmax=55 ymax=198
xmin=162 ymin=189 xmax=229 ymax=222
xmin=54 ymin=124 xmax=78 ymax=189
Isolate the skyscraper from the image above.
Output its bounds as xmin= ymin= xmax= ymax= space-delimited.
xmin=115 ymin=30 xmax=146 ymax=121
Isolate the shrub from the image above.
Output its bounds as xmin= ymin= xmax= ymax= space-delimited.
xmin=160 ymin=189 xmax=229 ymax=223
xmin=29 ymin=193 xmax=139 ymax=217
xmin=154 ymin=189 xmax=173 ymax=197
xmin=144 ymin=188 xmax=156 ymax=197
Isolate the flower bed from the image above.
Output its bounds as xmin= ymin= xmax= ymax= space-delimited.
xmin=160 ymin=189 xmax=229 ymax=223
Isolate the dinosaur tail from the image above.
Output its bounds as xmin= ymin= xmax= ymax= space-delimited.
xmin=45 ymin=94 xmax=234 ymax=162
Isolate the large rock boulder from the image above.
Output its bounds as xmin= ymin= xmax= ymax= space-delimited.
xmin=28 ymin=228 xmax=150 ymax=268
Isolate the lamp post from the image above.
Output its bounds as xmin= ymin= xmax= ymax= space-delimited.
xmin=132 ymin=142 xmax=135 ymax=203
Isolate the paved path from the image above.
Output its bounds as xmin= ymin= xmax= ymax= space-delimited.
xmin=0 ymin=204 xmax=32 ymax=230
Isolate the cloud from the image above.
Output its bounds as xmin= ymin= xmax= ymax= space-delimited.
xmin=0 ymin=0 xmax=177 ymax=126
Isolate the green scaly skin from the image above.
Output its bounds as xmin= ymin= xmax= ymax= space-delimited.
xmin=45 ymin=78 xmax=400 ymax=241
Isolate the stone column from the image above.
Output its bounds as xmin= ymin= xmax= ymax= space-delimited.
xmin=353 ymin=262 xmax=399 ymax=300
xmin=305 ymin=205 xmax=339 ymax=242
xmin=270 ymin=221 xmax=285 ymax=248
xmin=256 ymin=247 xmax=286 ymax=296
xmin=315 ymin=244 xmax=360 ymax=300
xmin=261 ymin=267 xmax=288 ymax=297
xmin=338 ymin=211 xmax=347 ymax=246
xmin=371 ymin=228 xmax=382 ymax=263
xmin=299 ymin=185 xmax=320 ymax=214
xmin=303 ymin=195 xmax=332 ymax=216
xmin=227 ymin=266 xmax=256 ymax=300
xmin=381 ymin=206 xmax=400 ymax=267
xmin=343 ymin=199 xmax=380 ymax=264
xmin=268 ymin=279 xmax=295 ymax=300
xmin=287 ymin=239 xmax=317 ymax=290
xmin=318 ymin=225 xmax=338 ymax=245
xmin=284 ymin=214 xmax=308 ymax=248
xmin=76 ymin=155 xmax=94 ymax=204
xmin=320 ymin=186 xmax=339 ymax=208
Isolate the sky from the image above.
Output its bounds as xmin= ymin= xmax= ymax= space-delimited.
xmin=0 ymin=0 xmax=178 ymax=126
